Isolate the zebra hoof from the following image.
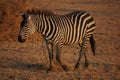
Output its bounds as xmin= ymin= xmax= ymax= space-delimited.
xmin=84 ymin=62 xmax=89 ymax=68
xmin=62 ymin=64 xmax=68 ymax=71
xmin=74 ymin=63 xmax=80 ymax=70
xmin=46 ymin=66 xmax=53 ymax=73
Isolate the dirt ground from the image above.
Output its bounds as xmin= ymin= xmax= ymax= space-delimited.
xmin=0 ymin=0 xmax=120 ymax=80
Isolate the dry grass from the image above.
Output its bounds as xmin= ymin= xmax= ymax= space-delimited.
xmin=0 ymin=0 xmax=43 ymax=42
xmin=0 ymin=0 xmax=120 ymax=80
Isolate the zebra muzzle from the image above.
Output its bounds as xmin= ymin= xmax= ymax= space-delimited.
xmin=18 ymin=35 xmax=26 ymax=43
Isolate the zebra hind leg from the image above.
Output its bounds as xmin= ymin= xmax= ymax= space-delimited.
xmin=74 ymin=49 xmax=88 ymax=69
xmin=82 ymin=38 xmax=89 ymax=68
xmin=83 ymin=51 xmax=89 ymax=67
xmin=46 ymin=43 xmax=54 ymax=73
xmin=56 ymin=45 xmax=68 ymax=71
xmin=74 ymin=38 xmax=89 ymax=69
xmin=74 ymin=44 xmax=83 ymax=70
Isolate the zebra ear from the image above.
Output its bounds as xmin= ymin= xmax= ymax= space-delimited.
xmin=20 ymin=13 xmax=28 ymax=19
xmin=20 ymin=13 xmax=31 ymax=20
xmin=28 ymin=15 xmax=31 ymax=20
xmin=20 ymin=13 xmax=24 ymax=16
xmin=20 ymin=13 xmax=26 ymax=19
xmin=20 ymin=13 xmax=24 ymax=18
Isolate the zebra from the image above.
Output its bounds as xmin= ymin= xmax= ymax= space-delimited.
xmin=18 ymin=9 xmax=96 ymax=72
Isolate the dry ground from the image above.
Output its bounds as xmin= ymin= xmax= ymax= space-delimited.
xmin=0 ymin=0 xmax=120 ymax=80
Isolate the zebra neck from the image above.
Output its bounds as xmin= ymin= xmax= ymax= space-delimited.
xmin=39 ymin=16 xmax=52 ymax=37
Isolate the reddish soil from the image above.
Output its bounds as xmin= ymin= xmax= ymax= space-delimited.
xmin=0 ymin=0 xmax=120 ymax=80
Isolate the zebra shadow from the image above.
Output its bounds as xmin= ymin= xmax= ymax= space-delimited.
xmin=2 ymin=62 xmax=48 ymax=71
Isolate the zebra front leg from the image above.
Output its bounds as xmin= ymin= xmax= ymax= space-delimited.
xmin=56 ymin=45 xmax=68 ymax=71
xmin=46 ymin=43 xmax=54 ymax=73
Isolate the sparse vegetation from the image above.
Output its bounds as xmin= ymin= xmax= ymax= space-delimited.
xmin=0 ymin=0 xmax=120 ymax=80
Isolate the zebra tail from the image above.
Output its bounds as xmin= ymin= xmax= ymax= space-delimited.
xmin=90 ymin=35 xmax=96 ymax=56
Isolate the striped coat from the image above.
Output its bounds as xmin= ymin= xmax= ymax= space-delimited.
xmin=18 ymin=9 xmax=96 ymax=72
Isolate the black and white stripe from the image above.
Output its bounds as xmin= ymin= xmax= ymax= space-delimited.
xmin=18 ymin=10 xmax=96 ymax=72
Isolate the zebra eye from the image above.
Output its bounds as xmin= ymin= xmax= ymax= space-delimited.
xmin=24 ymin=25 xmax=27 ymax=27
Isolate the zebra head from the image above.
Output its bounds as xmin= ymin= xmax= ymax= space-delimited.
xmin=18 ymin=13 xmax=36 ymax=43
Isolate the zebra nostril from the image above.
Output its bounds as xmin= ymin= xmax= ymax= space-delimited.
xmin=18 ymin=35 xmax=26 ymax=43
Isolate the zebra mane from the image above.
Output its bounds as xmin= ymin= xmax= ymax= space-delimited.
xmin=27 ymin=9 xmax=54 ymax=16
